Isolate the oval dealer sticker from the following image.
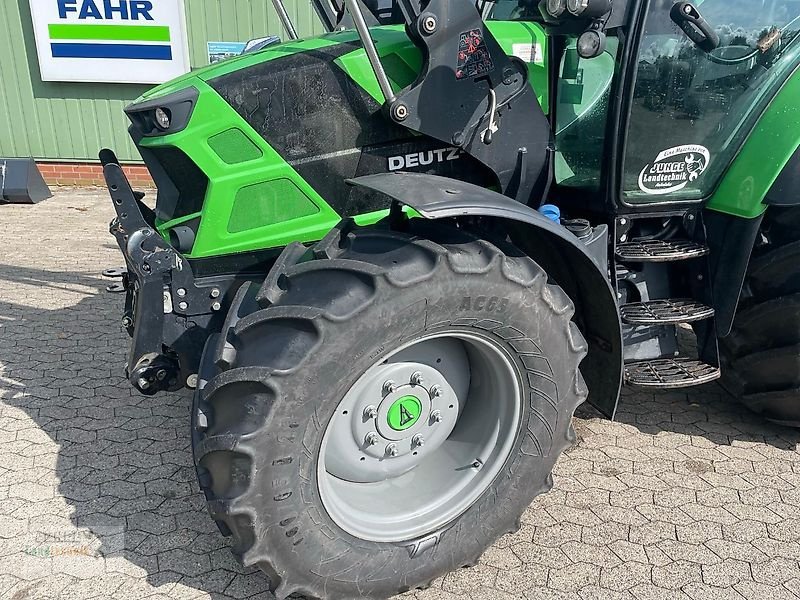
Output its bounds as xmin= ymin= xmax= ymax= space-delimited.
xmin=638 ymin=145 xmax=711 ymax=195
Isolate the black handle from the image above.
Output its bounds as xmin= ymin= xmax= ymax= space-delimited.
xmin=670 ymin=1 xmax=720 ymax=53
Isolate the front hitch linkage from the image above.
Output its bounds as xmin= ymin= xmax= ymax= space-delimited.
xmin=101 ymin=150 xmax=190 ymax=394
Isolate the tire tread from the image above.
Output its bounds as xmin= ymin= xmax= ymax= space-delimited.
xmin=721 ymin=207 xmax=800 ymax=424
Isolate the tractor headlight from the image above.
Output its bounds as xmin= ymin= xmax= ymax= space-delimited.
xmin=567 ymin=0 xmax=589 ymax=15
xmin=547 ymin=0 xmax=567 ymax=17
xmin=567 ymin=0 xmax=612 ymax=18
xmin=577 ymin=29 xmax=607 ymax=58
xmin=154 ymin=107 xmax=171 ymax=130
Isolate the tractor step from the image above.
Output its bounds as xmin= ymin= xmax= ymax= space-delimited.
xmin=621 ymin=299 xmax=715 ymax=325
xmin=625 ymin=358 xmax=721 ymax=389
xmin=616 ymin=240 xmax=709 ymax=262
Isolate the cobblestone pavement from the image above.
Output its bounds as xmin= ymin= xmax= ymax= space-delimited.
xmin=1 ymin=189 xmax=799 ymax=600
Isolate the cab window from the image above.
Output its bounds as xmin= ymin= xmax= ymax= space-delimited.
xmin=622 ymin=0 xmax=800 ymax=203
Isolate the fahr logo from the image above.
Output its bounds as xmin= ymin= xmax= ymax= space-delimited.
xmin=638 ymin=145 xmax=710 ymax=195
xmin=388 ymin=147 xmax=462 ymax=171
xmin=29 ymin=0 xmax=190 ymax=84
xmin=57 ymin=0 xmax=154 ymax=20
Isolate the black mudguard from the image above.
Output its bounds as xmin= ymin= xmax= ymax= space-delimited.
xmin=765 ymin=145 xmax=800 ymax=207
xmin=348 ymin=172 xmax=623 ymax=419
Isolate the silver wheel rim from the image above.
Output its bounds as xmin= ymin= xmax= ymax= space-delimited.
xmin=318 ymin=332 xmax=523 ymax=542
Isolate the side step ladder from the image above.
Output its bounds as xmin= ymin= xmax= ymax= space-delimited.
xmin=625 ymin=358 xmax=721 ymax=389
xmin=616 ymin=233 xmax=721 ymax=389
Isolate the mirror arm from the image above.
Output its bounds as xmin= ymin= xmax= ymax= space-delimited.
xmin=272 ymin=0 xmax=299 ymax=40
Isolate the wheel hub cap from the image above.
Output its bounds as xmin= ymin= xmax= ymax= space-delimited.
xmin=387 ymin=396 xmax=421 ymax=431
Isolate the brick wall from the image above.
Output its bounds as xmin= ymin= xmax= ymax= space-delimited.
xmin=37 ymin=162 xmax=154 ymax=188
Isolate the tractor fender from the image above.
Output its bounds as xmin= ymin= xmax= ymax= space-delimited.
xmin=347 ymin=172 xmax=623 ymax=419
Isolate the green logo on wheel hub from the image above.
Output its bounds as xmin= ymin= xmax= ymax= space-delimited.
xmin=387 ymin=396 xmax=422 ymax=431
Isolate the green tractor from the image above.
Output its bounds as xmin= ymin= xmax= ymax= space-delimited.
xmin=101 ymin=0 xmax=800 ymax=597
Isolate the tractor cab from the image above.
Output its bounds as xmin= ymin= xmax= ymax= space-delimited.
xmin=528 ymin=0 xmax=800 ymax=392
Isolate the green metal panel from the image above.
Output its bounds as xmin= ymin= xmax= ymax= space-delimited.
xmin=706 ymin=63 xmax=800 ymax=218
xmin=0 ymin=0 xmax=322 ymax=162
xmin=144 ymin=74 xmax=344 ymax=258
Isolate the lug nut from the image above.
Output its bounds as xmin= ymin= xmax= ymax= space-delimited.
xmin=383 ymin=380 xmax=396 ymax=394
xmin=430 ymin=384 xmax=443 ymax=398
xmin=386 ymin=443 xmax=399 ymax=457
xmin=430 ymin=410 xmax=443 ymax=424
xmin=363 ymin=405 xmax=378 ymax=420
xmin=410 ymin=371 xmax=424 ymax=386
xmin=412 ymin=434 xmax=425 ymax=448
xmin=365 ymin=432 xmax=380 ymax=446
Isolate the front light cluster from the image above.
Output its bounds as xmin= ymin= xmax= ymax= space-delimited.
xmin=546 ymin=0 xmax=611 ymax=19
xmin=544 ymin=0 xmax=611 ymax=58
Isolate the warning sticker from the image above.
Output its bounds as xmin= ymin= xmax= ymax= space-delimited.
xmin=638 ymin=145 xmax=710 ymax=195
xmin=512 ymin=43 xmax=544 ymax=64
xmin=456 ymin=29 xmax=495 ymax=80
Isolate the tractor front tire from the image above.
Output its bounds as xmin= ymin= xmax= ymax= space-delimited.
xmin=721 ymin=206 xmax=800 ymax=426
xmin=192 ymin=222 xmax=588 ymax=599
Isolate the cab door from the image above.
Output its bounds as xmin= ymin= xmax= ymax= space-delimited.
xmin=620 ymin=0 xmax=800 ymax=207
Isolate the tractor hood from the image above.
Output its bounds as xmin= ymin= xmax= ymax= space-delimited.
xmin=122 ymin=23 xmax=549 ymax=259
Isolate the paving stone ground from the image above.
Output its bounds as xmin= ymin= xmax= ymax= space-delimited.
xmin=1 ymin=189 xmax=799 ymax=600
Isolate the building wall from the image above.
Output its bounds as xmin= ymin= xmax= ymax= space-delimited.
xmin=38 ymin=162 xmax=157 ymax=188
xmin=0 ymin=0 xmax=322 ymax=164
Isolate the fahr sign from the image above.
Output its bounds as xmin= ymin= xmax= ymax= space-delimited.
xmin=29 ymin=0 xmax=191 ymax=84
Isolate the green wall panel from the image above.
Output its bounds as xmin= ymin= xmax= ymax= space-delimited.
xmin=0 ymin=0 xmax=322 ymax=162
